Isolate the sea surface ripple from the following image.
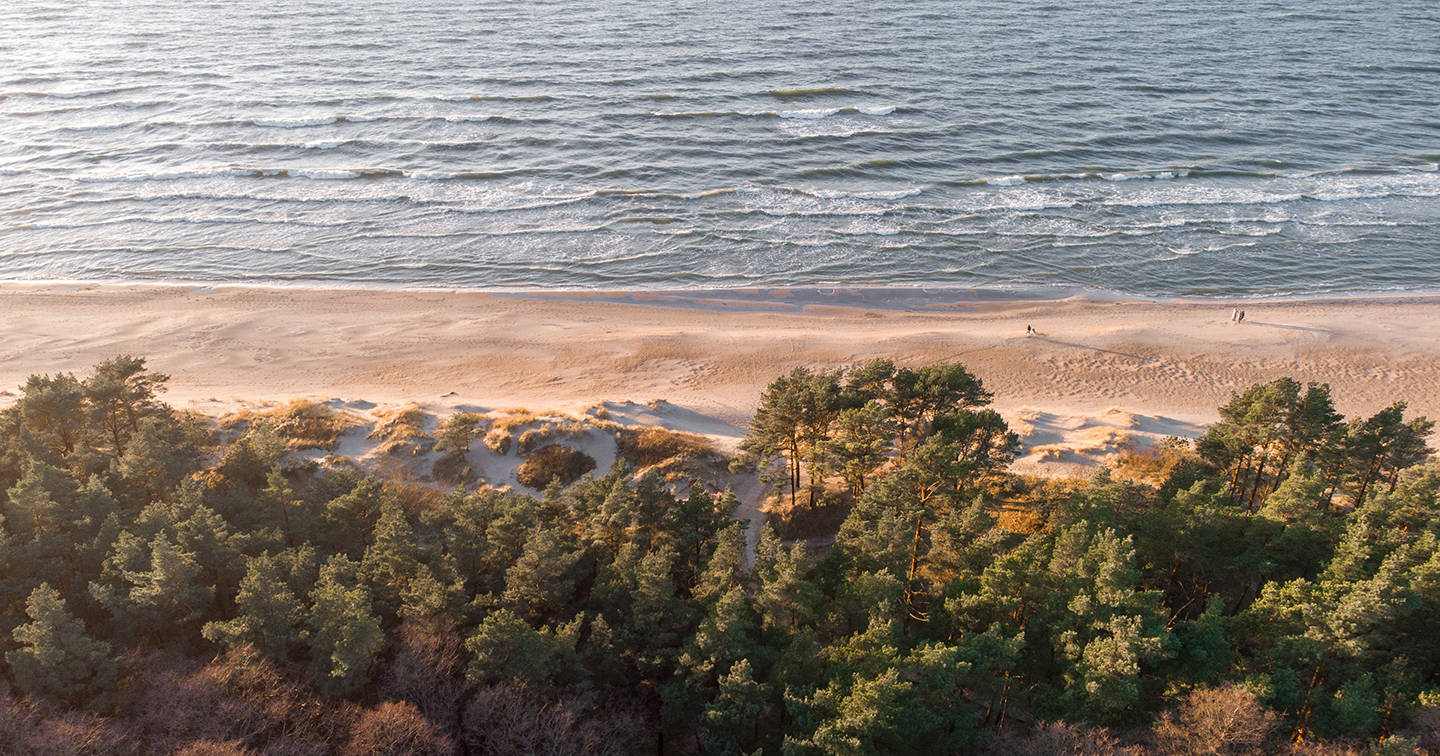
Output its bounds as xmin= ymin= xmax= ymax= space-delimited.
xmin=1 ymin=0 xmax=1437 ymax=296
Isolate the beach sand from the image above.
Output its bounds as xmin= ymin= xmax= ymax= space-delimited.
xmin=2 ymin=283 xmax=1438 ymax=480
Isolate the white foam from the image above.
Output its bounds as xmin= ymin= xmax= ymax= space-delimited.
xmin=776 ymin=108 xmax=842 ymax=120
xmin=253 ymin=116 xmax=338 ymax=128
xmin=857 ymin=106 xmax=896 ymax=116
xmin=292 ymin=169 xmax=359 ymax=180
xmin=811 ymin=187 xmax=924 ymax=200
xmin=986 ymin=175 xmax=1026 ymax=186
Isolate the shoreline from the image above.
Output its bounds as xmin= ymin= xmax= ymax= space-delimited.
xmin=14 ymin=277 xmax=1440 ymax=310
xmin=3 ymin=281 xmax=1438 ymax=478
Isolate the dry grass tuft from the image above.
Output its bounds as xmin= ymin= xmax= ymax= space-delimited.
xmin=996 ymin=506 xmax=1046 ymax=535
xmin=490 ymin=408 xmax=576 ymax=434
xmin=616 ymin=427 xmax=726 ymax=483
xmin=483 ymin=428 xmax=513 ymax=456
xmin=617 ymin=427 xmax=716 ymax=468
xmin=368 ymin=406 xmax=434 ymax=457
xmin=1029 ymin=427 xmax=1133 ymax=461
xmin=218 ymin=399 xmax=360 ymax=451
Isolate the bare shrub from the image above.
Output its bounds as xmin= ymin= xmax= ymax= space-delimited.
xmin=377 ymin=619 xmax=466 ymax=732
xmin=129 ymin=645 xmax=342 ymax=755
xmin=176 ymin=742 xmax=258 ymax=756
xmin=1414 ymin=705 xmax=1440 ymax=752
xmin=516 ymin=445 xmax=596 ymax=490
xmin=461 ymin=681 xmax=645 ymax=756
xmin=388 ymin=481 xmax=447 ymax=519
xmin=0 ymin=682 xmax=136 ymax=756
xmin=980 ymin=720 xmax=1127 ymax=756
xmin=342 ymin=701 xmax=453 ymax=756
xmin=1150 ymin=684 xmax=1279 ymax=756
xmin=369 ymin=407 xmax=435 ymax=456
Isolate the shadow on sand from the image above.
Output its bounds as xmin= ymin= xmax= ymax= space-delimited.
xmin=1030 ymin=336 xmax=1157 ymax=363
xmin=1245 ymin=321 xmax=1331 ymax=334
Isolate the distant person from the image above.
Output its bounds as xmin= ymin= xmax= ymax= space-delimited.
xmin=1231 ymin=308 xmax=1238 ymax=322
xmin=1238 ymin=310 xmax=1245 ymax=322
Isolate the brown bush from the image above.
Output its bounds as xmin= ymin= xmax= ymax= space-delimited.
xmin=1150 ymin=684 xmax=1279 ymax=756
xmin=377 ymin=619 xmax=466 ymax=731
xmin=342 ymin=702 xmax=453 ymax=756
xmin=388 ymin=481 xmax=447 ymax=518
xmin=176 ymin=742 xmax=257 ymax=756
xmin=129 ymin=645 xmax=344 ymax=755
xmin=461 ymin=682 xmax=644 ymax=756
xmin=0 ymin=682 xmax=136 ymax=756
xmin=516 ymin=445 xmax=597 ymax=490
xmin=980 ymin=721 xmax=1127 ymax=756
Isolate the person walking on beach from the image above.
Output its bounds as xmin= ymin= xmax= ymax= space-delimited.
xmin=1231 ymin=308 xmax=1238 ymax=322
xmin=1238 ymin=310 xmax=1245 ymax=323
xmin=1026 ymin=324 xmax=1034 ymax=336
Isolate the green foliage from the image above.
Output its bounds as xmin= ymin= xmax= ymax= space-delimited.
xmin=1 ymin=358 xmax=1437 ymax=754
xmin=308 ymin=555 xmax=385 ymax=696
xmin=6 ymin=583 xmax=116 ymax=708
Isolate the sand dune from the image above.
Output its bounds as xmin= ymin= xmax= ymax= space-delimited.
xmin=2 ymin=284 xmax=1437 ymax=480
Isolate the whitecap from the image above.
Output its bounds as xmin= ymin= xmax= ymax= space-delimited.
xmin=811 ymin=187 xmax=924 ymax=200
xmin=252 ymin=116 xmax=338 ymax=128
xmin=986 ymin=175 xmax=1026 ymax=186
xmin=857 ymin=105 xmax=897 ymax=116
xmin=776 ymin=108 xmax=842 ymax=120
xmin=292 ymin=169 xmax=359 ymax=180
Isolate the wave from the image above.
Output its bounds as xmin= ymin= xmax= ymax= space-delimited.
xmin=765 ymin=87 xmax=855 ymax=98
xmin=433 ymin=94 xmax=553 ymax=102
xmin=251 ymin=116 xmax=339 ymax=128
xmin=0 ymin=86 xmax=145 ymax=100
xmin=78 ymin=167 xmax=407 ymax=182
xmin=652 ymin=105 xmax=902 ymax=120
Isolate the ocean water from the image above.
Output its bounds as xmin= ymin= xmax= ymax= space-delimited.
xmin=1 ymin=0 xmax=1437 ymax=297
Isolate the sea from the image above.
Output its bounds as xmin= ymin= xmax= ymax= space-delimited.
xmin=1 ymin=0 xmax=1437 ymax=298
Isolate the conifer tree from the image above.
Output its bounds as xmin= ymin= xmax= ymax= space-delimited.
xmin=6 ymin=583 xmax=116 ymax=708
xmin=202 ymin=552 xmax=307 ymax=660
xmin=308 ymin=554 xmax=385 ymax=696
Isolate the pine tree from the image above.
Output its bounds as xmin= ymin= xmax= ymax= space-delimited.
xmin=202 ymin=552 xmax=307 ymax=660
xmin=500 ymin=526 xmax=580 ymax=626
xmin=308 ymin=554 xmax=385 ymax=696
xmin=6 ymin=583 xmax=116 ymax=708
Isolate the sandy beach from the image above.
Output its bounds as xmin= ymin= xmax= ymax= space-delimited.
xmin=2 ymin=283 xmax=1437 ymax=476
